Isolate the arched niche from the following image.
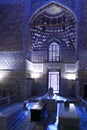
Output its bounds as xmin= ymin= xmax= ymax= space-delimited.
xmin=29 ymin=2 xmax=77 ymax=51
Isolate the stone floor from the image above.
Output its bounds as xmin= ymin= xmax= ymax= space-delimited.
xmin=76 ymin=105 xmax=87 ymax=130
xmin=0 ymin=95 xmax=87 ymax=130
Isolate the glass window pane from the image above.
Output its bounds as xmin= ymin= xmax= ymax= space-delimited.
xmin=49 ymin=42 xmax=59 ymax=62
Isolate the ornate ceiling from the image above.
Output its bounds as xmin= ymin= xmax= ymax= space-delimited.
xmin=45 ymin=4 xmax=63 ymax=15
xmin=30 ymin=3 xmax=76 ymax=50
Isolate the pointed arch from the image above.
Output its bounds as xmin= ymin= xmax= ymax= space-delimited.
xmin=29 ymin=1 xmax=77 ymax=50
xmin=30 ymin=1 xmax=77 ymax=23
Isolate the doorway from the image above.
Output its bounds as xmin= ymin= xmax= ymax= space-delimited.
xmin=48 ymin=71 xmax=59 ymax=94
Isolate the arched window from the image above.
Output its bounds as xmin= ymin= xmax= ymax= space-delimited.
xmin=49 ymin=42 xmax=59 ymax=62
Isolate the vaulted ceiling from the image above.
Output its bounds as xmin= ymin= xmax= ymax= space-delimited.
xmin=29 ymin=3 xmax=77 ymax=50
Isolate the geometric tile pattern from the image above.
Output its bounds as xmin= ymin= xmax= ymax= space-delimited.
xmin=0 ymin=0 xmax=24 ymax=4
xmin=31 ymin=0 xmax=75 ymax=11
xmin=0 ymin=60 xmax=25 ymax=69
xmin=0 ymin=3 xmax=25 ymax=51
xmin=65 ymin=63 xmax=76 ymax=72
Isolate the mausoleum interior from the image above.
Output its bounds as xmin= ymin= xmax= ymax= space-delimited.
xmin=0 ymin=0 xmax=87 ymax=130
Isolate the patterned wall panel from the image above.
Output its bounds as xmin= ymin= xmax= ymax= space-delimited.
xmin=0 ymin=60 xmax=25 ymax=70
xmin=0 ymin=3 xmax=26 ymax=51
xmin=33 ymin=63 xmax=43 ymax=72
xmin=65 ymin=63 xmax=76 ymax=73
xmin=31 ymin=0 xmax=76 ymax=12
xmin=0 ymin=0 xmax=25 ymax=4
xmin=0 ymin=52 xmax=25 ymax=70
xmin=31 ymin=0 xmax=49 ymax=10
xmin=62 ymin=0 xmax=75 ymax=8
xmin=83 ymin=0 xmax=87 ymax=50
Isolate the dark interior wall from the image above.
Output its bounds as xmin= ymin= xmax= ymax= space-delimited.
xmin=0 ymin=70 xmax=26 ymax=100
xmin=78 ymin=0 xmax=87 ymax=97
xmin=31 ymin=48 xmax=76 ymax=63
xmin=0 ymin=52 xmax=26 ymax=99
xmin=24 ymin=78 xmax=34 ymax=98
xmin=0 ymin=1 xmax=27 ymax=100
xmin=79 ymin=71 xmax=87 ymax=97
xmin=33 ymin=77 xmax=47 ymax=96
xmin=61 ymin=78 xmax=75 ymax=97
xmin=31 ymin=51 xmax=47 ymax=63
